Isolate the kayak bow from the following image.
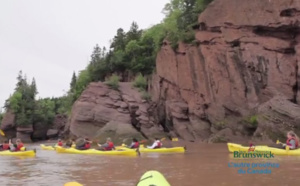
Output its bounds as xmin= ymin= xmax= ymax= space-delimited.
xmin=137 ymin=170 xmax=170 ymax=186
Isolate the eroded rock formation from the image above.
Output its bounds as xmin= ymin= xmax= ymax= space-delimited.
xmin=64 ymin=82 xmax=165 ymax=143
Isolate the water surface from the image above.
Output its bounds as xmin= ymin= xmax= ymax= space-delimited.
xmin=0 ymin=142 xmax=299 ymax=186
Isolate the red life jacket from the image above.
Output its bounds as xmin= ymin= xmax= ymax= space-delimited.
xmin=104 ymin=142 xmax=114 ymax=150
xmin=58 ymin=142 xmax=63 ymax=146
xmin=156 ymin=141 xmax=161 ymax=148
xmin=2 ymin=144 xmax=9 ymax=150
xmin=286 ymin=137 xmax=299 ymax=148
xmin=16 ymin=143 xmax=24 ymax=151
xmin=84 ymin=142 xmax=91 ymax=149
xmin=133 ymin=142 xmax=139 ymax=148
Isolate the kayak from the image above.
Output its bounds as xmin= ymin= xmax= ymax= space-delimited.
xmin=227 ymin=143 xmax=267 ymax=153
xmin=137 ymin=170 xmax=170 ymax=186
xmin=64 ymin=182 xmax=83 ymax=186
xmin=40 ymin=144 xmax=56 ymax=150
xmin=227 ymin=143 xmax=300 ymax=156
xmin=0 ymin=150 xmax=36 ymax=157
xmin=116 ymin=146 xmax=186 ymax=153
xmin=55 ymin=146 xmax=137 ymax=156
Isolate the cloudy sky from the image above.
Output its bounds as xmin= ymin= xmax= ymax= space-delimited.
xmin=0 ymin=0 xmax=169 ymax=109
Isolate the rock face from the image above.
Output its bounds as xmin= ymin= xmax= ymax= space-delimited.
xmin=64 ymin=82 xmax=165 ymax=143
xmin=0 ymin=110 xmax=67 ymax=142
xmin=150 ymin=0 xmax=300 ymax=142
xmin=0 ymin=110 xmax=16 ymax=139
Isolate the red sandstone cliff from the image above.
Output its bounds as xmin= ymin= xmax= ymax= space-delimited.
xmin=149 ymin=0 xmax=300 ymax=143
xmin=64 ymin=82 xmax=165 ymax=142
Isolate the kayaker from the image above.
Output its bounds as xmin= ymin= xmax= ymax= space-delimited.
xmin=147 ymin=138 xmax=162 ymax=149
xmin=97 ymin=138 xmax=115 ymax=151
xmin=15 ymin=139 xmax=24 ymax=151
xmin=75 ymin=138 xmax=92 ymax=150
xmin=282 ymin=131 xmax=299 ymax=149
xmin=128 ymin=138 xmax=139 ymax=149
xmin=84 ymin=138 xmax=92 ymax=149
xmin=65 ymin=139 xmax=73 ymax=148
xmin=9 ymin=139 xmax=24 ymax=151
xmin=0 ymin=140 xmax=10 ymax=151
xmin=57 ymin=139 xmax=63 ymax=147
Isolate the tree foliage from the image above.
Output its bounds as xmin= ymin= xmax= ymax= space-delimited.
xmin=4 ymin=71 xmax=67 ymax=127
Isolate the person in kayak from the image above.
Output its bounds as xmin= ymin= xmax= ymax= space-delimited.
xmin=282 ymin=131 xmax=299 ymax=149
xmin=97 ymin=138 xmax=115 ymax=151
xmin=9 ymin=139 xmax=24 ymax=152
xmin=147 ymin=138 xmax=162 ymax=149
xmin=65 ymin=139 xmax=75 ymax=148
xmin=128 ymin=138 xmax=139 ymax=149
xmin=57 ymin=139 xmax=63 ymax=147
xmin=0 ymin=140 xmax=10 ymax=151
xmin=76 ymin=138 xmax=92 ymax=150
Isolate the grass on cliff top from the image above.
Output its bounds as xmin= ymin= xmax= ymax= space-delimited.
xmin=133 ymin=73 xmax=147 ymax=91
xmin=105 ymin=74 xmax=120 ymax=90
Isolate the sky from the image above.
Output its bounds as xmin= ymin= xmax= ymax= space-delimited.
xmin=0 ymin=0 xmax=169 ymax=109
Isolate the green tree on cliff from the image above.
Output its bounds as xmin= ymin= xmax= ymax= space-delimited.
xmin=70 ymin=71 xmax=77 ymax=93
xmin=0 ymin=109 xmax=4 ymax=125
xmin=5 ymin=72 xmax=57 ymax=126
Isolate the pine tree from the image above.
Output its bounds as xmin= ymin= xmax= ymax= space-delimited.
xmin=70 ymin=71 xmax=77 ymax=92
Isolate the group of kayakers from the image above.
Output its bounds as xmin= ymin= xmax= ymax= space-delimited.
xmin=0 ymin=139 xmax=24 ymax=151
xmin=52 ymin=137 xmax=163 ymax=151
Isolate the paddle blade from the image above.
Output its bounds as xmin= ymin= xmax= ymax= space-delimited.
xmin=139 ymin=140 xmax=147 ymax=144
xmin=0 ymin=129 xmax=5 ymax=136
xmin=172 ymin=138 xmax=178 ymax=141
xmin=276 ymin=140 xmax=280 ymax=144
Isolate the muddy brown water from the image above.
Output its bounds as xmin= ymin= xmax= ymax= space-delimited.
xmin=0 ymin=142 xmax=299 ymax=186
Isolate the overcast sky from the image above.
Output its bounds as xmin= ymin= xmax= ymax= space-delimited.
xmin=0 ymin=0 xmax=169 ymax=109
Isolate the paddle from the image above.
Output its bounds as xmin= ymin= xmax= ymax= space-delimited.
xmin=276 ymin=140 xmax=290 ymax=150
xmin=0 ymin=129 xmax=5 ymax=136
xmin=276 ymin=140 xmax=283 ymax=145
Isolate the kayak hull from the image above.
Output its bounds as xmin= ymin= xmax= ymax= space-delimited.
xmin=137 ymin=170 xmax=170 ymax=186
xmin=227 ymin=142 xmax=300 ymax=156
xmin=0 ymin=150 xmax=36 ymax=157
xmin=40 ymin=144 xmax=55 ymax=150
xmin=55 ymin=146 xmax=137 ymax=156
xmin=116 ymin=146 xmax=185 ymax=153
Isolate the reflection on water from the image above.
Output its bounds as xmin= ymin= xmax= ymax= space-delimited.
xmin=0 ymin=143 xmax=299 ymax=185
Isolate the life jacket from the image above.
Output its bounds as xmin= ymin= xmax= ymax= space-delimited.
xmin=16 ymin=143 xmax=24 ymax=151
xmin=57 ymin=142 xmax=63 ymax=146
xmin=286 ymin=137 xmax=299 ymax=148
xmin=84 ymin=142 xmax=91 ymax=149
xmin=2 ymin=144 xmax=9 ymax=150
xmin=133 ymin=142 xmax=139 ymax=148
xmin=104 ymin=142 xmax=114 ymax=150
xmin=155 ymin=141 xmax=161 ymax=148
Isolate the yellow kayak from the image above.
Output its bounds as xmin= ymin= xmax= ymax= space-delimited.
xmin=116 ymin=146 xmax=186 ymax=153
xmin=55 ymin=146 xmax=137 ymax=156
xmin=40 ymin=144 xmax=56 ymax=150
xmin=64 ymin=182 xmax=83 ymax=186
xmin=227 ymin=143 xmax=300 ymax=156
xmin=0 ymin=149 xmax=36 ymax=157
xmin=137 ymin=170 xmax=170 ymax=186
